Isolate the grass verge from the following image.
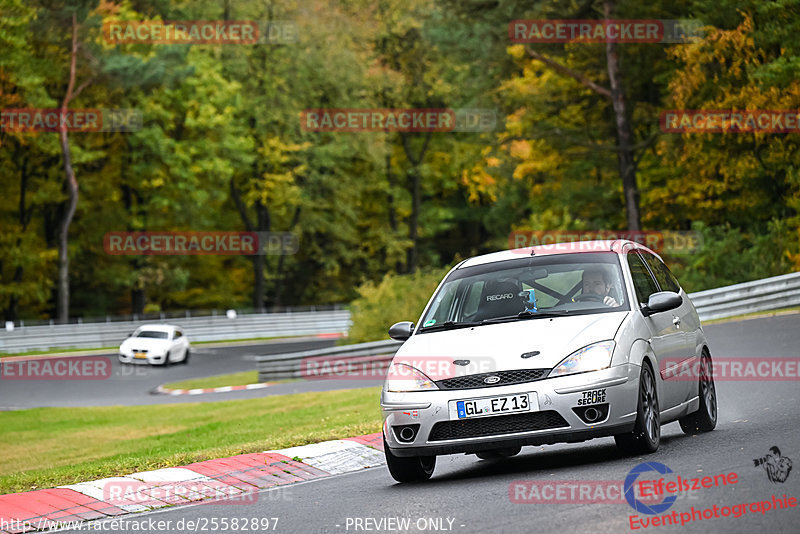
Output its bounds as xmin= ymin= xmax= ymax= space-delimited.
xmin=0 ymin=387 xmax=381 ymax=495
xmin=162 ymin=371 xmax=263 ymax=390
xmin=0 ymin=347 xmax=117 ymax=358
xmin=701 ymin=305 xmax=800 ymax=325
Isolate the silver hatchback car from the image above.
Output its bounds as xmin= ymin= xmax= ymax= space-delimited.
xmin=381 ymin=240 xmax=717 ymax=482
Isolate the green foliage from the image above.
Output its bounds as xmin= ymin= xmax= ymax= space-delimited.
xmin=346 ymin=267 xmax=451 ymax=344
xmin=1 ymin=0 xmax=798 ymax=321
xmin=668 ymin=221 xmax=798 ymax=293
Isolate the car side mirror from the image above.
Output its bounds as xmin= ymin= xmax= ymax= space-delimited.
xmin=388 ymin=321 xmax=415 ymax=341
xmin=641 ymin=291 xmax=682 ymax=317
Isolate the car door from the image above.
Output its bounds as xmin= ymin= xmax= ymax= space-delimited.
xmin=173 ymin=329 xmax=188 ymax=359
xmin=640 ymin=251 xmax=695 ymax=403
xmin=625 ymin=250 xmax=684 ymax=410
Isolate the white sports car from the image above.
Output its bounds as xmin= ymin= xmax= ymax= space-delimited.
xmin=381 ymin=239 xmax=717 ymax=482
xmin=118 ymin=324 xmax=190 ymax=366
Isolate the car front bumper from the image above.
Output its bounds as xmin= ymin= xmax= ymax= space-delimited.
xmin=381 ymin=363 xmax=640 ymax=457
xmin=118 ymin=352 xmax=166 ymax=365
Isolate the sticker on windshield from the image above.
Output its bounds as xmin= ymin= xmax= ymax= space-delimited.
xmin=424 ymin=319 xmax=436 ymax=327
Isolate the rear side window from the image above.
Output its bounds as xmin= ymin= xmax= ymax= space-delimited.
xmin=641 ymin=252 xmax=680 ymax=293
xmin=626 ymin=252 xmax=659 ymax=305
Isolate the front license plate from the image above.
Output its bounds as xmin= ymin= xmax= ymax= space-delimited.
xmin=134 ymin=352 xmax=147 ymax=359
xmin=449 ymin=393 xmax=537 ymax=420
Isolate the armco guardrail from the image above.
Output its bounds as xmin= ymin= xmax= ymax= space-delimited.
xmin=690 ymin=271 xmax=800 ymax=321
xmin=256 ymin=339 xmax=402 ymax=381
xmin=0 ymin=310 xmax=351 ymax=353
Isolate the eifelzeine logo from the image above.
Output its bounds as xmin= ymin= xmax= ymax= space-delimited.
xmin=660 ymin=110 xmax=800 ymax=133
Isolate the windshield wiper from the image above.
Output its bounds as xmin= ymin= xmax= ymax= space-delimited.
xmin=481 ymin=310 xmax=570 ymax=324
xmin=419 ymin=320 xmax=481 ymax=332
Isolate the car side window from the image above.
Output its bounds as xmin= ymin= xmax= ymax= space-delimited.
xmin=640 ymin=252 xmax=680 ymax=293
xmin=626 ymin=252 xmax=660 ymax=305
xmin=174 ymin=330 xmax=182 ymax=339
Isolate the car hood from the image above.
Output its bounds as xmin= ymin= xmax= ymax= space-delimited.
xmin=392 ymin=312 xmax=628 ymax=380
xmin=120 ymin=337 xmax=170 ymax=352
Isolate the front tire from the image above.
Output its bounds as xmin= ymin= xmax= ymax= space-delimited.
xmin=384 ymin=437 xmax=435 ymax=483
xmin=615 ymin=362 xmax=660 ymax=454
xmin=679 ymin=352 xmax=717 ymax=434
xmin=159 ymin=352 xmax=171 ymax=367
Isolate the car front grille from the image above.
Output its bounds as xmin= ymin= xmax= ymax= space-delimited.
xmin=434 ymin=369 xmax=549 ymax=390
xmin=428 ymin=411 xmax=569 ymax=442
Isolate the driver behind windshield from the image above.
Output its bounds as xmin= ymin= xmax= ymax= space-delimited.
xmin=580 ymin=267 xmax=619 ymax=307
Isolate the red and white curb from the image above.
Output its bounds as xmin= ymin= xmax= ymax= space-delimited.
xmin=152 ymin=383 xmax=274 ymax=396
xmin=0 ymin=433 xmax=385 ymax=533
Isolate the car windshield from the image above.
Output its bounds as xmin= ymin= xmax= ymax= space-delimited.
xmin=135 ymin=331 xmax=169 ymax=339
xmin=419 ymin=253 xmax=629 ymax=331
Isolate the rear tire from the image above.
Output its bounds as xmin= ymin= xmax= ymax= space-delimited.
xmin=679 ymin=352 xmax=717 ymax=434
xmin=615 ymin=362 xmax=660 ymax=455
xmin=181 ymin=349 xmax=191 ymax=365
xmin=476 ymin=446 xmax=522 ymax=460
xmin=384 ymin=437 xmax=435 ymax=483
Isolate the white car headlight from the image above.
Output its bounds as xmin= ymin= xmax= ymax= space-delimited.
xmin=551 ymin=340 xmax=616 ymax=377
xmin=385 ymin=363 xmax=439 ymax=392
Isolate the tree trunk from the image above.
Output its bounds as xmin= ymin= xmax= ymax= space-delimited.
xmin=604 ymin=0 xmax=641 ymax=231
xmin=273 ymin=206 xmax=301 ymax=306
xmin=406 ymin=168 xmax=420 ymax=273
xmin=229 ymin=177 xmax=269 ymax=312
xmin=56 ymin=14 xmax=83 ymax=323
xmin=401 ymin=132 xmax=432 ymax=274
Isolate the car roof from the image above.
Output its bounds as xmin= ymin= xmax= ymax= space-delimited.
xmin=134 ymin=324 xmax=178 ymax=332
xmin=458 ymin=239 xmax=659 ymax=269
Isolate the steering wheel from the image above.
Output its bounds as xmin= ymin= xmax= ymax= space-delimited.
xmin=575 ymin=293 xmax=604 ymax=302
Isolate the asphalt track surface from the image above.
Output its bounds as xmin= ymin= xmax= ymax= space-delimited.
xmin=52 ymin=314 xmax=800 ymax=534
xmin=0 ymin=338 xmax=380 ymax=409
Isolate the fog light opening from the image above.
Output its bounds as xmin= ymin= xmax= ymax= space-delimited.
xmin=392 ymin=424 xmax=420 ymax=443
xmin=572 ymin=404 xmax=609 ymax=424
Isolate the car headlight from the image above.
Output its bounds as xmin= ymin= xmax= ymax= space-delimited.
xmin=385 ymin=363 xmax=439 ymax=392
xmin=551 ymin=340 xmax=616 ymax=377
